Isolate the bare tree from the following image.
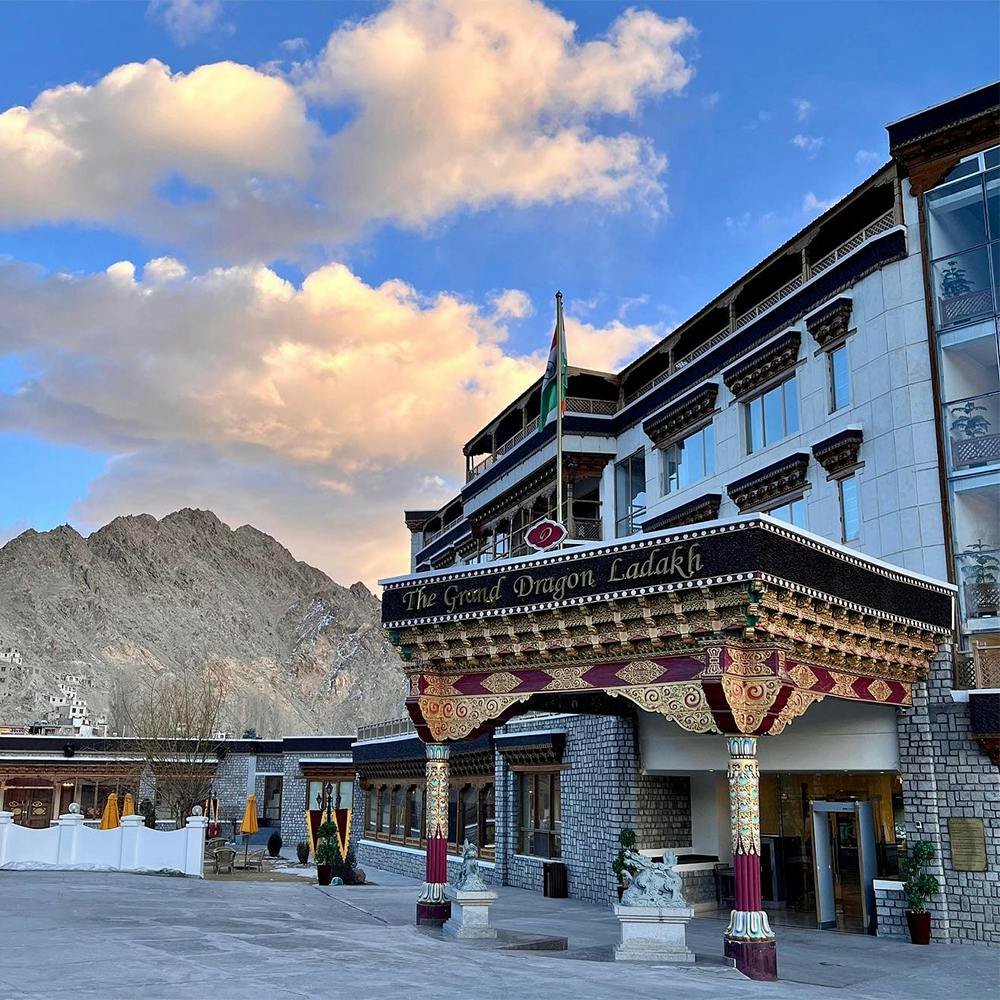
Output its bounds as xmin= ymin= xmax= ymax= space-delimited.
xmin=112 ymin=667 xmax=229 ymax=827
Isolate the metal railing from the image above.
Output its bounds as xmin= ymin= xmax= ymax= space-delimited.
xmin=466 ymin=397 xmax=617 ymax=482
xmin=808 ymin=210 xmax=895 ymax=276
xmin=356 ymin=717 xmax=416 ymax=742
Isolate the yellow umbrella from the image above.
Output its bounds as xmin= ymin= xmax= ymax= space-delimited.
xmin=121 ymin=793 xmax=135 ymax=817
xmin=99 ymin=792 xmax=120 ymax=830
xmin=240 ymin=794 xmax=258 ymax=867
xmin=240 ymin=794 xmax=259 ymax=836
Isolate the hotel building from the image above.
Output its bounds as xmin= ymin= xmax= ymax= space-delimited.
xmin=368 ymin=83 xmax=1000 ymax=977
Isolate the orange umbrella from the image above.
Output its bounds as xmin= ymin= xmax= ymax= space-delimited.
xmin=99 ymin=792 xmax=120 ymax=830
xmin=121 ymin=793 xmax=135 ymax=817
xmin=240 ymin=794 xmax=258 ymax=867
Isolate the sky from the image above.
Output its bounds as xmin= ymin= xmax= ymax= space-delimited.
xmin=1 ymin=0 xmax=998 ymax=587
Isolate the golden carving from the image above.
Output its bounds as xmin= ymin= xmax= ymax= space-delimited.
xmin=866 ymin=678 xmax=892 ymax=702
xmin=608 ymin=681 xmax=718 ymax=733
xmin=616 ymin=660 xmax=665 ymax=686
xmin=418 ymin=693 xmax=532 ymax=742
xmin=722 ymin=676 xmax=783 ymax=734
xmin=767 ymin=690 xmax=825 ymax=736
xmin=830 ymin=672 xmax=859 ymax=699
xmin=789 ymin=663 xmax=819 ymax=689
xmin=480 ymin=671 xmax=522 ymax=695
xmin=725 ymin=648 xmax=773 ymax=676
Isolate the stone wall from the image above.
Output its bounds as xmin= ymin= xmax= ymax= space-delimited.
xmin=211 ymin=753 xmax=253 ymax=824
xmin=875 ymin=882 xmax=909 ymax=940
xmin=495 ymin=712 xmax=693 ymax=907
xmin=278 ymin=751 xmax=349 ymax=851
xmin=896 ymin=644 xmax=1000 ymax=945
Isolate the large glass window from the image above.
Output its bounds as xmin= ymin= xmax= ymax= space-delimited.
xmin=952 ymin=477 xmax=1000 ymax=624
xmin=408 ymin=785 xmax=423 ymax=840
xmin=746 ymin=374 xmax=799 ymax=454
xmin=839 ymin=475 xmax=860 ymax=543
xmin=662 ymin=423 xmax=715 ymax=495
xmin=829 ymin=343 xmax=851 ymax=412
xmin=615 ymin=450 xmax=647 ymax=536
xmin=460 ymin=784 xmax=479 ymax=847
xmin=392 ymin=786 xmax=406 ymax=838
xmin=518 ymin=771 xmax=561 ymax=858
xmin=767 ymin=496 xmax=808 ymax=529
xmin=926 ymin=172 xmax=988 ymax=259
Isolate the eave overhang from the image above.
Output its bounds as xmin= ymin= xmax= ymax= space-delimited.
xmin=381 ymin=516 xmax=955 ymax=743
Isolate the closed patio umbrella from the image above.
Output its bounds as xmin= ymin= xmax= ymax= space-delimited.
xmin=99 ymin=792 xmax=120 ymax=830
xmin=121 ymin=793 xmax=135 ymax=817
xmin=240 ymin=794 xmax=258 ymax=867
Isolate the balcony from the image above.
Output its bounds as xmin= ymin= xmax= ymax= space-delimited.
xmin=466 ymin=396 xmax=617 ymax=482
xmin=956 ymin=635 xmax=1000 ymax=689
xmin=948 ymin=393 xmax=1000 ymax=471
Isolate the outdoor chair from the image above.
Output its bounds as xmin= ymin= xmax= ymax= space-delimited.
xmin=240 ymin=848 xmax=266 ymax=872
xmin=713 ymin=862 xmax=735 ymax=908
xmin=204 ymin=837 xmax=226 ymax=857
xmin=213 ymin=846 xmax=237 ymax=875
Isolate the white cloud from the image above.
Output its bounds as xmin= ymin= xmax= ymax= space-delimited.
xmin=0 ymin=1 xmax=696 ymax=259
xmin=489 ymin=289 xmax=534 ymax=320
xmin=0 ymin=257 xmax=659 ymax=585
xmin=0 ymin=58 xmax=316 ymax=247
xmin=792 ymin=97 xmax=812 ymax=121
xmin=791 ymin=133 xmax=825 ymax=157
xmin=802 ymin=191 xmax=836 ymax=215
xmin=855 ymin=149 xmax=882 ymax=169
xmin=702 ymin=92 xmax=720 ymax=109
xmin=147 ymin=0 xmax=231 ymax=46
xmin=281 ymin=37 xmax=308 ymax=52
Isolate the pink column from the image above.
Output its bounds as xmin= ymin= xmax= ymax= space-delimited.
xmin=415 ymin=743 xmax=451 ymax=925
xmin=724 ymin=735 xmax=777 ymax=981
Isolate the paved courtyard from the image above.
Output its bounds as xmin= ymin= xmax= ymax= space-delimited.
xmin=0 ymin=869 xmax=995 ymax=1000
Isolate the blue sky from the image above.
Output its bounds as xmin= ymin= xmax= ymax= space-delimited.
xmin=0 ymin=0 xmax=997 ymax=583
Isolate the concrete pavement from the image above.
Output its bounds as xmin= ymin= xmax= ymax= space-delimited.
xmin=0 ymin=869 xmax=994 ymax=999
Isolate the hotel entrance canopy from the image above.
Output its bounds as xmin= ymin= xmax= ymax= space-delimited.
xmin=381 ymin=515 xmax=955 ymax=744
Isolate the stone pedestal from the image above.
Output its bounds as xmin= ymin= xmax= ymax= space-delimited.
xmin=613 ymin=904 xmax=695 ymax=963
xmin=443 ymin=887 xmax=498 ymax=939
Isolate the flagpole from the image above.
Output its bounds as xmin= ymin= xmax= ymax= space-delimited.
xmin=555 ymin=291 xmax=564 ymax=533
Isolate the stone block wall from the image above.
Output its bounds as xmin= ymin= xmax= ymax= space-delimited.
xmin=495 ymin=712 xmax=693 ymax=907
xmin=896 ymin=644 xmax=1000 ymax=945
xmin=211 ymin=753 xmax=254 ymax=824
xmin=875 ymin=883 xmax=909 ymax=939
xmin=278 ymin=751 xmax=349 ymax=851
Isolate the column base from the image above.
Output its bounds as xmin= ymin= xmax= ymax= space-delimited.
xmin=416 ymin=900 xmax=452 ymax=926
xmin=724 ymin=939 xmax=777 ymax=981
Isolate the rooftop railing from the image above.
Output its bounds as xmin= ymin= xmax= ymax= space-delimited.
xmin=356 ymin=717 xmax=416 ymax=742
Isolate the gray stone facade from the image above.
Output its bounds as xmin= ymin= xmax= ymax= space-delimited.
xmin=212 ymin=752 xmax=254 ymax=824
xmin=875 ymin=883 xmax=909 ymax=940
xmin=895 ymin=645 xmax=1000 ymax=945
xmin=493 ymin=713 xmax=692 ymax=907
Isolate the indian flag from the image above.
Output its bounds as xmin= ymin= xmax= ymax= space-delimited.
xmin=537 ymin=293 xmax=568 ymax=432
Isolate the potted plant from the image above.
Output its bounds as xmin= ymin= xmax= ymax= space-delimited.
xmin=296 ymin=841 xmax=310 ymax=865
xmin=900 ymin=840 xmax=940 ymax=945
xmin=612 ymin=827 xmax=639 ymax=903
xmin=266 ymin=831 xmax=283 ymax=858
xmin=959 ymin=539 xmax=1000 ymax=618
xmin=949 ymin=399 xmax=996 ymax=469
xmin=938 ymin=259 xmax=983 ymax=326
xmin=315 ymin=820 xmax=343 ymax=886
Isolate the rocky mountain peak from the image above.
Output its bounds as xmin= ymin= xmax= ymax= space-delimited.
xmin=0 ymin=510 xmax=406 ymax=736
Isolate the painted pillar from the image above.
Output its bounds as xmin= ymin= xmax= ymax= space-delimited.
xmin=724 ymin=735 xmax=777 ymax=981
xmin=416 ymin=743 xmax=451 ymax=925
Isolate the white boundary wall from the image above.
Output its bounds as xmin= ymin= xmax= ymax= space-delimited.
xmin=0 ymin=811 xmax=207 ymax=877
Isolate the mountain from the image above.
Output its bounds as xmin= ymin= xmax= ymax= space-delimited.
xmin=0 ymin=509 xmax=407 ymax=736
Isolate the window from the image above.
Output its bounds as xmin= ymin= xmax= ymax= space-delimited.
xmin=829 ymin=343 xmax=851 ymax=411
xmin=366 ymin=786 xmax=378 ymax=832
xmin=662 ymin=424 xmax=715 ymax=495
xmin=615 ymin=450 xmax=647 ymax=536
xmin=392 ymin=786 xmax=406 ymax=838
xmin=379 ymin=786 xmax=391 ymax=833
xmin=839 ymin=475 xmax=860 ymax=542
xmin=745 ymin=374 xmax=799 ymax=454
xmin=518 ymin=771 xmax=561 ymax=858
xmin=767 ymin=497 xmax=807 ymax=529
xmin=460 ymin=784 xmax=479 ymax=847
xmin=408 ymin=785 xmax=423 ymax=839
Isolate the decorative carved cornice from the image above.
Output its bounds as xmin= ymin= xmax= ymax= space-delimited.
xmin=642 ymin=493 xmax=722 ymax=533
xmin=563 ymin=453 xmax=613 ymax=483
xmin=430 ymin=547 xmax=456 ymax=569
xmin=722 ymin=331 xmax=801 ymax=399
xmin=404 ymin=510 xmax=437 ymax=532
xmin=495 ymin=732 xmax=566 ymax=768
xmin=812 ymin=429 xmax=864 ymax=478
xmin=727 ymin=453 xmax=810 ymax=512
xmin=805 ymin=297 xmax=853 ymax=348
xmin=643 ymin=384 xmax=720 ymax=447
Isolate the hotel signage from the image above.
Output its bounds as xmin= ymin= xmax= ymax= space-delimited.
xmin=381 ymin=521 xmax=955 ymax=630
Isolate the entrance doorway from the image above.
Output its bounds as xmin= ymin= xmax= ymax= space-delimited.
xmin=4 ymin=783 xmax=54 ymax=828
xmin=811 ymin=800 xmax=878 ymax=933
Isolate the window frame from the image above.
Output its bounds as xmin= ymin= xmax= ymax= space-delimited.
xmin=838 ymin=473 xmax=861 ymax=543
xmin=744 ymin=372 xmax=800 ymax=455
xmin=660 ymin=422 xmax=715 ymax=496
xmin=828 ymin=342 xmax=851 ymax=412
xmin=517 ymin=770 xmax=561 ymax=859
xmin=614 ymin=449 xmax=647 ymax=537
xmin=765 ymin=495 xmax=808 ymax=529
